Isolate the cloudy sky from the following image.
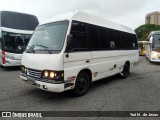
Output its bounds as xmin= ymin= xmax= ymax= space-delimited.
xmin=0 ymin=0 xmax=159 ymax=29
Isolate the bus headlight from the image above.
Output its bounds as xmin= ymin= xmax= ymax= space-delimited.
xmin=42 ymin=70 xmax=64 ymax=81
xmin=152 ymin=51 xmax=158 ymax=58
xmin=44 ymin=71 xmax=49 ymax=77
xmin=50 ymin=72 xmax=55 ymax=78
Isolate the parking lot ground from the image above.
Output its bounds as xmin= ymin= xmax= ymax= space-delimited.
xmin=0 ymin=56 xmax=160 ymax=120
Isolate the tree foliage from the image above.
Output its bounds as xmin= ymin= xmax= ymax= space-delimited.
xmin=135 ymin=24 xmax=160 ymax=41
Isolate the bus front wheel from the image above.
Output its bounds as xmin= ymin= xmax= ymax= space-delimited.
xmin=71 ymin=72 xmax=90 ymax=97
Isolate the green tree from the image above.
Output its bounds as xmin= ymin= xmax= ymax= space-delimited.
xmin=135 ymin=24 xmax=160 ymax=41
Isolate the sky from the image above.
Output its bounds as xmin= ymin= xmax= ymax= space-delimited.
xmin=0 ymin=0 xmax=159 ymax=29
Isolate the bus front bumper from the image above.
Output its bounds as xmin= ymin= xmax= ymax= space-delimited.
xmin=20 ymin=74 xmax=65 ymax=93
xmin=2 ymin=59 xmax=21 ymax=67
xmin=150 ymin=57 xmax=160 ymax=62
xmin=150 ymin=59 xmax=160 ymax=62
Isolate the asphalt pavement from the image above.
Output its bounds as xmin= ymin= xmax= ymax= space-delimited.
xmin=0 ymin=56 xmax=160 ymax=120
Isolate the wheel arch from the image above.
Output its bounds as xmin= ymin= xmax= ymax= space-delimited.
xmin=77 ymin=68 xmax=92 ymax=84
xmin=125 ymin=61 xmax=130 ymax=68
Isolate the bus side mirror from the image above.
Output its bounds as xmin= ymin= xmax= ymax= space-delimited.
xmin=67 ymin=34 xmax=73 ymax=50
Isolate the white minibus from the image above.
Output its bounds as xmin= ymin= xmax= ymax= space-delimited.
xmin=20 ymin=11 xmax=139 ymax=96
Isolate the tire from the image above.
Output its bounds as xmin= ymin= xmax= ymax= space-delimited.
xmin=71 ymin=72 xmax=90 ymax=97
xmin=120 ymin=63 xmax=130 ymax=79
xmin=150 ymin=60 xmax=153 ymax=64
xmin=0 ymin=65 xmax=4 ymax=68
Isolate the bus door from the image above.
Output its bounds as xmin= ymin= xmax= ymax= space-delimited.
xmin=64 ymin=21 xmax=91 ymax=83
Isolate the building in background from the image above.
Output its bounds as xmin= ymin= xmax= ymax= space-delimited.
xmin=145 ymin=11 xmax=160 ymax=25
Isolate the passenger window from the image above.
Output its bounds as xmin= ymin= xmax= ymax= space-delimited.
xmin=111 ymin=30 xmax=122 ymax=49
xmin=88 ymin=25 xmax=100 ymax=50
xmin=118 ymin=31 xmax=126 ymax=49
xmin=108 ymin=29 xmax=116 ymax=49
xmin=68 ymin=21 xmax=88 ymax=51
xmin=99 ymin=27 xmax=110 ymax=50
xmin=67 ymin=21 xmax=138 ymax=51
xmin=110 ymin=41 xmax=115 ymax=49
xmin=130 ymin=34 xmax=138 ymax=50
xmin=122 ymin=33 xmax=129 ymax=50
xmin=71 ymin=21 xmax=86 ymax=32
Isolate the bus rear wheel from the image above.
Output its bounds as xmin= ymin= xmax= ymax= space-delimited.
xmin=72 ymin=72 xmax=90 ymax=97
xmin=120 ymin=63 xmax=130 ymax=79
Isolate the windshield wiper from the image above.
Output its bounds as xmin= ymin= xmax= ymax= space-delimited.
xmin=27 ymin=45 xmax=35 ymax=53
xmin=35 ymin=44 xmax=52 ymax=54
xmin=36 ymin=44 xmax=49 ymax=49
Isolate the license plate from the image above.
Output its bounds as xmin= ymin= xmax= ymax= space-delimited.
xmin=26 ymin=77 xmax=36 ymax=85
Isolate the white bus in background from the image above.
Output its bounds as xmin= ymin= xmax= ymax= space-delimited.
xmin=0 ymin=11 xmax=39 ymax=67
xmin=20 ymin=11 xmax=139 ymax=96
xmin=145 ymin=31 xmax=160 ymax=62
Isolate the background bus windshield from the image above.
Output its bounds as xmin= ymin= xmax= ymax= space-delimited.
xmin=153 ymin=34 xmax=160 ymax=49
xmin=2 ymin=31 xmax=31 ymax=53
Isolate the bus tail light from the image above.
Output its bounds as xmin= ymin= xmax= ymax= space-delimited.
xmin=2 ymin=51 xmax=6 ymax=64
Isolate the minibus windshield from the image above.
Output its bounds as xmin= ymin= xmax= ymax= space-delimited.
xmin=27 ymin=20 xmax=69 ymax=53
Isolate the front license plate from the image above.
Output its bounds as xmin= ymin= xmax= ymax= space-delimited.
xmin=26 ymin=77 xmax=36 ymax=85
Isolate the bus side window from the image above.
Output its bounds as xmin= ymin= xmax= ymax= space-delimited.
xmin=121 ymin=32 xmax=128 ymax=50
xmin=88 ymin=24 xmax=100 ymax=50
xmin=68 ymin=21 xmax=88 ymax=51
xmin=99 ymin=27 xmax=110 ymax=50
xmin=108 ymin=29 xmax=116 ymax=49
xmin=132 ymin=35 xmax=138 ymax=50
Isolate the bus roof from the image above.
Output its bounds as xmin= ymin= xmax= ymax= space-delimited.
xmin=0 ymin=11 xmax=39 ymax=31
xmin=41 ymin=11 xmax=135 ymax=34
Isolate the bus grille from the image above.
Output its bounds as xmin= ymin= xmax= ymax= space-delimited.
xmin=27 ymin=68 xmax=42 ymax=78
